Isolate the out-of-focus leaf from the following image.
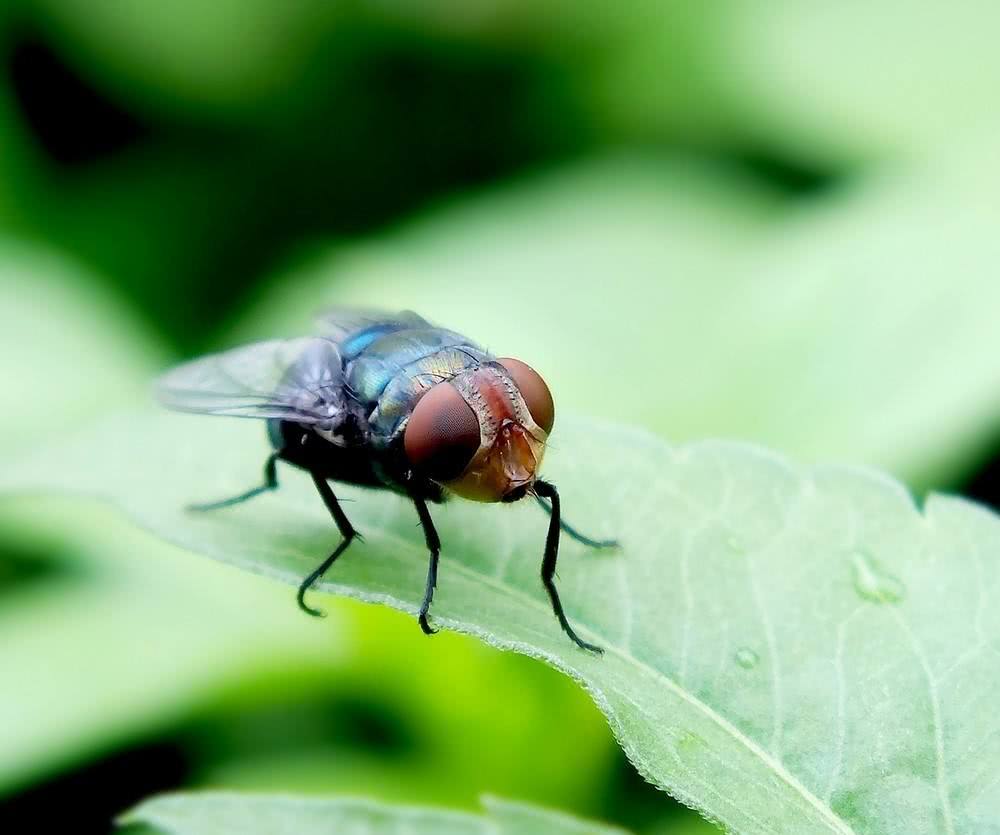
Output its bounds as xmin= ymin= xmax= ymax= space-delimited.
xmin=0 ymin=238 xmax=166 ymax=450
xmin=235 ymin=153 xmax=1000 ymax=489
xmin=363 ymin=0 xmax=729 ymax=148
xmin=121 ymin=793 xmax=631 ymax=835
xmin=0 ymin=29 xmax=588 ymax=347
xmin=192 ymin=603 xmax=615 ymax=812
xmin=0 ymin=500 xmax=346 ymax=794
xmin=22 ymin=1 xmax=1000 ymax=181
xmin=7 ymin=409 xmax=1000 ymax=833
xmin=25 ymin=0 xmax=340 ymax=119
xmin=716 ymin=1 xmax=1000 ymax=162
xmin=0 ymin=243 xmax=351 ymax=792
xmin=368 ymin=0 xmax=1000 ymax=161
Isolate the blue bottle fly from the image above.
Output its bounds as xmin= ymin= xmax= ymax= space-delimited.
xmin=157 ymin=310 xmax=616 ymax=652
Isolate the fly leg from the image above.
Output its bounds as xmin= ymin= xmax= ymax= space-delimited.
xmin=534 ymin=493 xmax=618 ymax=549
xmin=188 ymin=452 xmax=280 ymax=512
xmin=533 ymin=480 xmax=603 ymax=654
xmin=411 ymin=495 xmax=441 ymax=635
xmin=297 ymin=472 xmax=363 ymax=617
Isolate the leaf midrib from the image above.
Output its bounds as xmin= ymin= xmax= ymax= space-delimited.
xmin=440 ymin=557 xmax=855 ymax=835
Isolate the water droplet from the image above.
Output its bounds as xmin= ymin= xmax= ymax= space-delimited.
xmin=735 ymin=647 xmax=759 ymax=669
xmin=851 ymin=550 xmax=904 ymax=604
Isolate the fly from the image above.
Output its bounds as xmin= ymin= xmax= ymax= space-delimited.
xmin=157 ymin=309 xmax=617 ymax=653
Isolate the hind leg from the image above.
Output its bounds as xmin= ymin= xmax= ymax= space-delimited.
xmin=188 ymin=452 xmax=280 ymax=512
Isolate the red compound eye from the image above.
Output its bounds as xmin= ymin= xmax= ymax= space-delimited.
xmin=404 ymin=382 xmax=482 ymax=481
xmin=498 ymin=358 xmax=554 ymax=434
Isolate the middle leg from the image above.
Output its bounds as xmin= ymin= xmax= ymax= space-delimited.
xmin=533 ymin=479 xmax=602 ymax=654
xmin=297 ymin=472 xmax=363 ymax=617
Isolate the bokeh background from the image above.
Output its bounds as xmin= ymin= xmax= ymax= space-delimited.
xmin=2 ymin=2 xmax=1000 ymax=833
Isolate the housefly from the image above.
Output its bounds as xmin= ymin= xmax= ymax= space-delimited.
xmin=157 ymin=310 xmax=616 ymax=652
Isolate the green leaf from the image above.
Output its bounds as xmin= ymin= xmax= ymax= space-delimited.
xmin=235 ymin=154 xmax=1000 ymax=491
xmin=28 ymin=0 xmax=340 ymax=118
xmin=121 ymin=792 xmax=631 ymax=835
xmin=6 ymin=409 xmax=999 ymax=834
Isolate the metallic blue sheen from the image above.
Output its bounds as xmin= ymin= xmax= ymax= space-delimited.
xmin=323 ymin=310 xmax=429 ymax=361
xmin=336 ymin=325 xmax=491 ymax=444
xmin=346 ymin=329 xmax=483 ymax=403
xmin=368 ymin=346 xmax=490 ymax=440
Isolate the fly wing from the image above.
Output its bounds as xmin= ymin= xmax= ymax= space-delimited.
xmin=315 ymin=307 xmax=431 ymax=360
xmin=156 ymin=337 xmax=346 ymax=424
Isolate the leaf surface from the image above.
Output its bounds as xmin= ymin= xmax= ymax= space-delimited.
xmin=6 ymin=409 xmax=999 ymax=833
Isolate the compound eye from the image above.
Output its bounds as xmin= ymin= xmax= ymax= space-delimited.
xmin=404 ymin=382 xmax=482 ymax=481
xmin=498 ymin=358 xmax=554 ymax=434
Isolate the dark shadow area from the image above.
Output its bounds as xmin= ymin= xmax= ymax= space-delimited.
xmin=6 ymin=31 xmax=150 ymax=167
xmin=731 ymin=148 xmax=840 ymax=198
xmin=2 ymin=21 xmax=844 ymax=354
xmin=600 ymin=748 xmax=713 ymax=832
xmin=188 ymin=690 xmax=418 ymax=762
xmin=182 ymin=29 xmax=593 ymax=343
xmin=2 ymin=23 xmax=591 ymax=352
xmin=0 ymin=540 xmax=70 ymax=594
xmin=0 ymin=741 xmax=190 ymax=835
xmin=959 ymin=448 xmax=1000 ymax=510
xmin=0 ymin=690 xmax=419 ymax=834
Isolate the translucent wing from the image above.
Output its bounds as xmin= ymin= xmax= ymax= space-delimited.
xmin=315 ymin=307 xmax=431 ymax=360
xmin=156 ymin=337 xmax=346 ymax=424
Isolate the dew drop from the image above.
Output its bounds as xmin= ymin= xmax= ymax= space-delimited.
xmin=851 ymin=550 xmax=905 ymax=604
xmin=735 ymin=647 xmax=759 ymax=669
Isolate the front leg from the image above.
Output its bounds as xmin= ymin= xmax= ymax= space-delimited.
xmin=411 ymin=494 xmax=441 ymax=635
xmin=533 ymin=479 xmax=603 ymax=654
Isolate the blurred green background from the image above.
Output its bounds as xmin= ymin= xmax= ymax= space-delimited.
xmin=2 ymin=2 xmax=999 ymax=833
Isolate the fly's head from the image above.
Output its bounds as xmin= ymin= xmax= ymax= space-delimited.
xmin=403 ymin=359 xmax=554 ymax=503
